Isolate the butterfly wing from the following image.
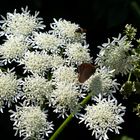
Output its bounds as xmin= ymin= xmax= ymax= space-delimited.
xmin=78 ymin=63 xmax=96 ymax=83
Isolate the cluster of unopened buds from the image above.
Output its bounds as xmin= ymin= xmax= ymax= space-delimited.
xmin=0 ymin=7 xmax=139 ymax=140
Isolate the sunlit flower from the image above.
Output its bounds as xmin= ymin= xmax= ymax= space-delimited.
xmin=51 ymin=82 xmax=81 ymax=118
xmin=95 ymin=34 xmax=135 ymax=75
xmin=0 ymin=7 xmax=45 ymax=36
xmin=20 ymin=50 xmax=51 ymax=75
xmin=0 ymin=69 xmax=21 ymax=110
xmin=79 ymin=94 xmax=126 ymax=140
xmin=50 ymin=18 xmax=86 ymax=43
xmin=10 ymin=105 xmax=54 ymax=140
xmin=32 ymin=32 xmax=63 ymax=53
xmin=84 ymin=67 xmax=119 ymax=96
xmin=0 ymin=35 xmax=29 ymax=64
xmin=64 ymin=42 xmax=92 ymax=65
xmin=22 ymin=74 xmax=53 ymax=105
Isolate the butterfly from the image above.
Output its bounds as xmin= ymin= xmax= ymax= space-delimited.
xmin=78 ymin=63 xmax=96 ymax=83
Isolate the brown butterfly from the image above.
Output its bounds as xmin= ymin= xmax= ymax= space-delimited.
xmin=78 ymin=63 xmax=96 ymax=83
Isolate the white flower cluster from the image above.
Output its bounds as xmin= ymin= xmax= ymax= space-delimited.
xmin=79 ymin=94 xmax=126 ymax=140
xmin=22 ymin=74 xmax=53 ymax=105
xmin=95 ymin=34 xmax=136 ymax=75
xmin=49 ymin=54 xmax=64 ymax=70
xmin=0 ymin=69 xmax=21 ymax=111
xmin=52 ymin=65 xmax=77 ymax=83
xmin=51 ymin=65 xmax=83 ymax=117
xmin=0 ymin=35 xmax=29 ymax=64
xmin=0 ymin=7 xmax=127 ymax=140
xmin=50 ymin=18 xmax=86 ymax=43
xmin=84 ymin=67 xmax=119 ymax=96
xmin=0 ymin=7 xmax=45 ymax=36
xmin=51 ymin=83 xmax=81 ymax=118
xmin=32 ymin=32 xmax=63 ymax=53
xmin=10 ymin=105 xmax=54 ymax=140
xmin=0 ymin=7 xmax=92 ymax=139
xmin=20 ymin=50 xmax=51 ymax=75
xmin=65 ymin=42 xmax=92 ymax=65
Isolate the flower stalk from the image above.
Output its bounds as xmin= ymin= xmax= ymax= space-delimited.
xmin=49 ymin=95 xmax=91 ymax=140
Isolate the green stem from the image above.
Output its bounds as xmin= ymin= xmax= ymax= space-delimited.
xmin=49 ymin=95 xmax=91 ymax=140
xmin=49 ymin=114 xmax=73 ymax=140
xmin=128 ymin=72 xmax=132 ymax=81
xmin=79 ymin=94 xmax=91 ymax=106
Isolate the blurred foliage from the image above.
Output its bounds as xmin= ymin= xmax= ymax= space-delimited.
xmin=121 ymin=135 xmax=134 ymax=140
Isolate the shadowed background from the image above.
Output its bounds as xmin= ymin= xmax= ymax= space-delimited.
xmin=0 ymin=0 xmax=140 ymax=140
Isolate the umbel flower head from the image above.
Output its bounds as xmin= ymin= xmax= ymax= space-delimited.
xmin=84 ymin=67 xmax=119 ymax=96
xmin=0 ymin=69 xmax=21 ymax=111
xmin=22 ymin=74 xmax=53 ymax=105
xmin=0 ymin=7 xmax=45 ymax=36
xmin=9 ymin=104 xmax=54 ymax=140
xmin=0 ymin=35 xmax=29 ymax=64
xmin=64 ymin=42 xmax=92 ymax=65
xmin=32 ymin=32 xmax=63 ymax=53
xmin=95 ymin=34 xmax=135 ymax=75
xmin=20 ymin=50 xmax=51 ymax=75
xmin=79 ymin=94 xmax=126 ymax=140
xmin=51 ymin=82 xmax=81 ymax=118
xmin=49 ymin=54 xmax=65 ymax=70
xmin=49 ymin=18 xmax=86 ymax=43
xmin=52 ymin=65 xmax=78 ymax=84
